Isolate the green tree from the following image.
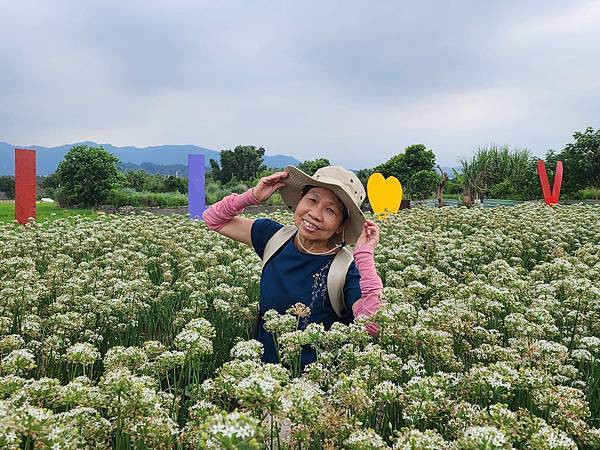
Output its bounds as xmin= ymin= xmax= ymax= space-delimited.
xmin=546 ymin=127 xmax=600 ymax=192
xmin=218 ymin=151 xmax=235 ymax=184
xmin=56 ymin=145 xmax=121 ymax=207
xmin=163 ymin=175 xmax=187 ymax=194
xmin=355 ymin=168 xmax=375 ymax=193
xmin=40 ymin=173 xmax=61 ymax=199
xmin=298 ymin=158 xmax=330 ymax=175
xmin=209 ymin=158 xmax=221 ymax=181
xmin=0 ymin=176 xmax=15 ymax=199
xmin=218 ymin=145 xmax=266 ymax=183
xmin=124 ymin=170 xmax=156 ymax=192
xmin=408 ymin=170 xmax=440 ymax=200
xmin=373 ymin=144 xmax=436 ymax=184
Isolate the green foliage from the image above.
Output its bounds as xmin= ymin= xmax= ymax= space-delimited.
xmin=163 ymin=175 xmax=187 ymax=194
xmin=487 ymin=179 xmax=518 ymax=199
xmin=563 ymin=187 xmax=600 ymax=200
xmin=0 ymin=176 xmax=15 ymax=199
xmin=408 ymin=170 xmax=440 ymax=200
xmin=298 ymin=158 xmax=330 ymax=175
xmin=123 ymin=171 xmax=188 ymax=194
xmin=204 ymin=176 xmax=284 ymax=206
xmin=373 ymin=144 xmax=436 ymax=185
xmin=56 ymin=145 xmax=121 ymax=207
xmin=355 ymin=168 xmax=375 ymax=191
xmin=209 ymin=158 xmax=221 ymax=181
xmin=217 ymin=145 xmax=266 ymax=183
xmin=445 ymin=172 xmax=463 ymax=195
xmin=104 ymin=189 xmax=188 ymax=208
xmin=546 ymin=126 xmax=600 ymax=192
xmin=460 ymin=145 xmax=538 ymax=201
xmin=40 ymin=173 xmax=61 ymax=199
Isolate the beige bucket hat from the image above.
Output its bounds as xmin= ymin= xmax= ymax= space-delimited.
xmin=279 ymin=165 xmax=367 ymax=246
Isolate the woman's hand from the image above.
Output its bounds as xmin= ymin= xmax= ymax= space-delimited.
xmin=251 ymin=171 xmax=289 ymax=203
xmin=354 ymin=219 xmax=380 ymax=251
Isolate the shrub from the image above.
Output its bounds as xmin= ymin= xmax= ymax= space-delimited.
xmin=408 ymin=170 xmax=440 ymax=200
xmin=104 ymin=189 xmax=188 ymax=208
xmin=56 ymin=145 xmax=121 ymax=207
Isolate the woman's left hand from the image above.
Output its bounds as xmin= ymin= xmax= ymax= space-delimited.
xmin=354 ymin=220 xmax=380 ymax=251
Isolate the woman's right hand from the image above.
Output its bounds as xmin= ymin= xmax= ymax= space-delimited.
xmin=251 ymin=171 xmax=289 ymax=202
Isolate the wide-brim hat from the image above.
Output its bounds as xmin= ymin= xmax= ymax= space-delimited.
xmin=279 ymin=165 xmax=367 ymax=246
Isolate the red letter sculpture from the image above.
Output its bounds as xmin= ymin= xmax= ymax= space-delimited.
xmin=537 ymin=160 xmax=563 ymax=206
xmin=15 ymin=148 xmax=37 ymax=224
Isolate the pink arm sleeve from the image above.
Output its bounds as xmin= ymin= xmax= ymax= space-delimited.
xmin=202 ymin=188 xmax=262 ymax=231
xmin=351 ymin=244 xmax=383 ymax=336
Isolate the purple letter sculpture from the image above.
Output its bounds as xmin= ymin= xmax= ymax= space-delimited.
xmin=188 ymin=154 xmax=205 ymax=219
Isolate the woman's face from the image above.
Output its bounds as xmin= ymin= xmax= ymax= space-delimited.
xmin=294 ymin=186 xmax=347 ymax=244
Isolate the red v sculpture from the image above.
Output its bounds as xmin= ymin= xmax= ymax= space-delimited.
xmin=537 ymin=160 xmax=563 ymax=206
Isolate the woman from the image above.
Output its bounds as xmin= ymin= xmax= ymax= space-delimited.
xmin=202 ymin=165 xmax=383 ymax=368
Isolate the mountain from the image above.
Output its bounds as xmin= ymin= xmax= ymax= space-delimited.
xmin=118 ymin=161 xmax=191 ymax=176
xmin=0 ymin=141 xmax=301 ymax=175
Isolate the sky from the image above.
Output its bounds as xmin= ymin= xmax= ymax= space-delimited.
xmin=1 ymin=0 xmax=599 ymax=169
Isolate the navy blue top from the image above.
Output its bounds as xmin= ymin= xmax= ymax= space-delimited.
xmin=251 ymin=218 xmax=362 ymax=368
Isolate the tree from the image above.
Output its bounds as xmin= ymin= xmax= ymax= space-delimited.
xmin=125 ymin=170 xmax=155 ymax=192
xmin=40 ymin=173 xmax=61 ymax=199
xmin=546 ymin=127 xmax=600 ymax=192
xmin=217 ymin=145 xmax=266 ymax=183
xmin=408 ymin=170 xmax=440 ymax=200
xmin=436 ymin=166 xmax=449 ymax=207
xmin=404 ymin=144 xmax=436 ymax=175
xmin=56 ymin=145 xmax=121 ymax=207
xmin=218 ymin=151 xmax=235 ymax=184
xmin=163 ymin=175 xmax=187 ymax=194
xmin=209 ymin=158 xmax=221 ymax=181
xmin=0 ymin=176 xmax=15 ymax=199
xmin=373 ymin=144 xmax=436 ymax=183
xmin=298 ymin=158 xmax=330 ymax=175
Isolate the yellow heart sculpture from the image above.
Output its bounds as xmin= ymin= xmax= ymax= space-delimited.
xmin=367 ymin=172 xmax=403 ymax=217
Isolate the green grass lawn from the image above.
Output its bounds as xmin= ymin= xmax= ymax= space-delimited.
xmin=0 ymin=201 xmax=97 ymax=223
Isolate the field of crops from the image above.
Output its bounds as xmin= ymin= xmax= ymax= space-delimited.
xmin=1 ymin=205 xmax=599 ymax=449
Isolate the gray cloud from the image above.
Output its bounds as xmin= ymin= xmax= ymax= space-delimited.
xmin=1 ymin=0 xmax=599 ymax=168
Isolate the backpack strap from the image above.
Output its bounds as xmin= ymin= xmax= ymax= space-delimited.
xmin=262 ymin=225 xmax=297 ymax=270
xmin=328 ymin=246 xmax=354 ymax=318
xmin=261 ymin=225 xmax=354 ymax=318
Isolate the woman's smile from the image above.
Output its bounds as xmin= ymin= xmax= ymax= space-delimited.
xmin=302 ymin=218 xmax=319 ymax=232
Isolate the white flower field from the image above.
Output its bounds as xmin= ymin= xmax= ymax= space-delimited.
xmin=0 ymin=205 xmax=599 ymax=449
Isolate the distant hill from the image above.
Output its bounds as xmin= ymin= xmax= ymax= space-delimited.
xmin=0 ymin=141 xmax=301 ymax=175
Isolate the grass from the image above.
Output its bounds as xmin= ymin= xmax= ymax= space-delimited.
xmin=105 ymin=189 xmax=188 ymax=207
xmin=0 ymin=201 xmax=97 ymax=223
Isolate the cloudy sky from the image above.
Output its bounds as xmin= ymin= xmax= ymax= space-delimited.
xmin=1 ymin=1 xmax=599 ymax=168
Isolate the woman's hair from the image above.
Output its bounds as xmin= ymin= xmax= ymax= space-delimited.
xmin=301 ymin=185 xmax=349 ymax=224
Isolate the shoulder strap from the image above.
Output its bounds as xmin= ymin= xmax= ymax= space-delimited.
xmin=262 ymin=225 xmax=354 ymax=318
xmin=262 ymin=225 xmax=297 ymax=270
xmin=328 ymin=247 xmax=354 ymax=318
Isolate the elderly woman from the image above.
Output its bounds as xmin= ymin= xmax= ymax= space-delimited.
xmin=202 ymin=165 xmax=383 ymax=368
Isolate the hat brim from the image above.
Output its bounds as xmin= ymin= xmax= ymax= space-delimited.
xmin=279 ymin=165 xmax=366 ymax=245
